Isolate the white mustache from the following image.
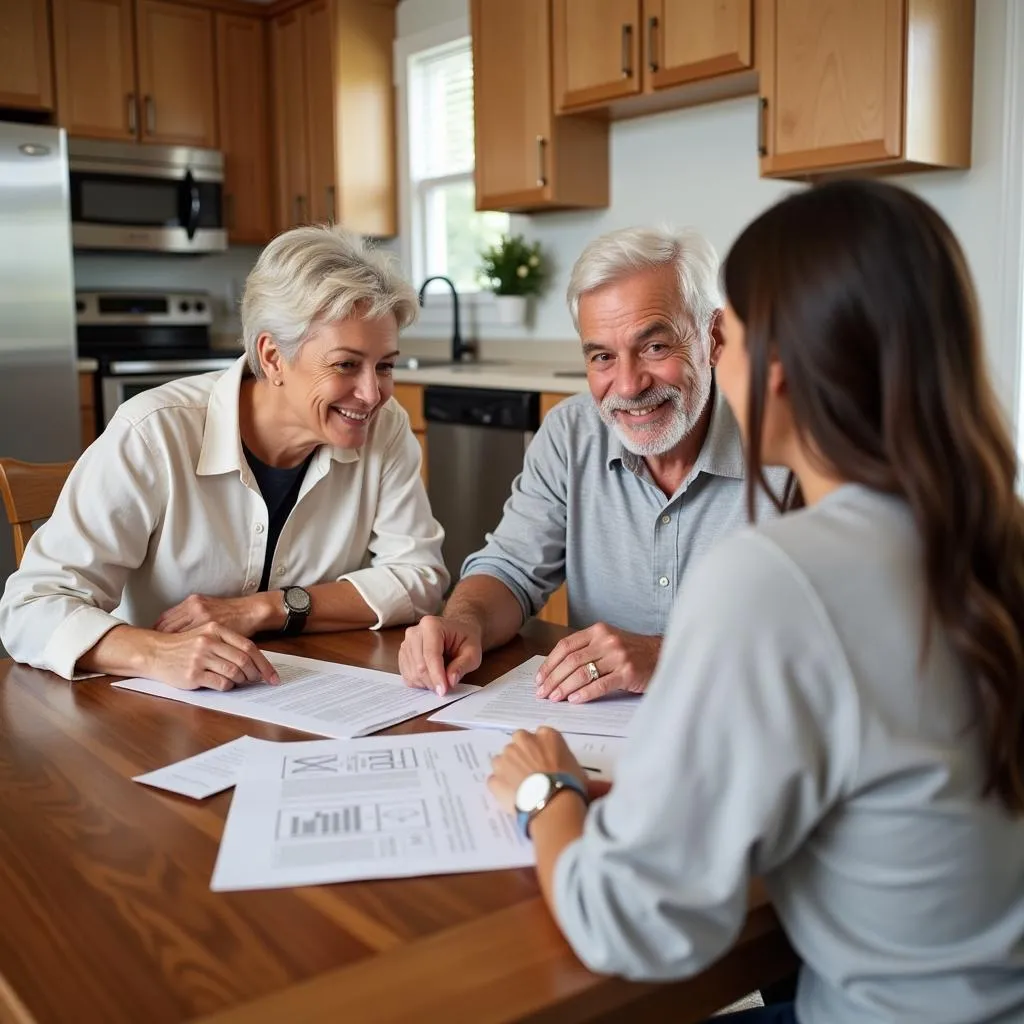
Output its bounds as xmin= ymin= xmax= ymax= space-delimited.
xmin=601 ymin=386 xmax=681 ymax=413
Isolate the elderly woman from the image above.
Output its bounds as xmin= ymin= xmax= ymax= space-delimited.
xmin=0 ymin=225 xmax=448 ymax=690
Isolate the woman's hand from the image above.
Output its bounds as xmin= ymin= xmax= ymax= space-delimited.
xmin=154 ymin=593 xmax=280 ymax=637
xmin=487 ymin=727 xmax=586 ymax=815
xmin=142 ymin=622 xmax=281 ymax=690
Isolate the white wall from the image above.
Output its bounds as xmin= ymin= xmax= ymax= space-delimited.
xmin=397 ymin=0 xmax=1024 ymax=422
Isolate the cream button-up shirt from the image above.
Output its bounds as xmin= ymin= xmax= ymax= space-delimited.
xmin=0 ymin=357 xmax=448 ymax=679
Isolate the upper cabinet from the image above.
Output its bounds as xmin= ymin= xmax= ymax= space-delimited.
xmin=135 ymin=1 xmax=217 ymax=147
xmin=270 ymin=0 xmax=396 ymax=237
xmin=472 ymin=0 xmax=608 ymax=212
xmin=647 ymin=0 xmax=752 ymax=89
xmin=52 ymin=0 xmax=136 ymax=139
xmin=757 ymin=0 xmax=975 ymax=177
xmin=215 ymin=14 xmax=272 ymax=245
xmin=0 ymin=0 xmax=54 ymax=113
xmin=53 ymin=0 xmax=217 ymax=147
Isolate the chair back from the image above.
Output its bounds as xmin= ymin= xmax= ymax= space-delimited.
xmin=0 ymin=458 xmax=75 ymax=567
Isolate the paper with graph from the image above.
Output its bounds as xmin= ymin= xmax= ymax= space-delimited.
xmin=211 ymin=730 xmax=532 ymax=891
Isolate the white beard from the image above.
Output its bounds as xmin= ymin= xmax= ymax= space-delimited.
xmin=598 ymin=373 xmax=712 ymax=457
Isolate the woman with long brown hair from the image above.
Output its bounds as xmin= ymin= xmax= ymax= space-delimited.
xmin=487 ymin=179 xmax=1024 ymax=1024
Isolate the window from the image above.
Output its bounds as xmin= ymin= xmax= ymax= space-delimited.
xmin=407 ymin=38 xmax=509 ymax=294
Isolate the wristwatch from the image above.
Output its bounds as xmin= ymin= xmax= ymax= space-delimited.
xmin=514 ymin=771 xmax=589 ymax=840
xmin=281 ymin=586 xmax=311 ymax=635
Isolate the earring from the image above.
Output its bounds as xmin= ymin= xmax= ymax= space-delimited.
xmin=274 ymin=379 xmax=284 ymax=387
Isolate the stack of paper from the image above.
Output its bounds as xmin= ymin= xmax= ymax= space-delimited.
xmin=429 ymin=655 xmax=639 ymax=738
xmin=113 ymin=651 xmax=476 ymax=738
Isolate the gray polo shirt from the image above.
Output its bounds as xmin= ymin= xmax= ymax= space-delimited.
xmin=461 ymin=388 xmax=784 ymax=632
xmin=554 ymin=484 xmax=1024 ymax=1023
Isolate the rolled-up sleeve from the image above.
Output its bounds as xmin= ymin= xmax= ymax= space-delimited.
xmin=339 ymin=415 xmax=448 ymax=628
xmin=460 ymin=410 xmax=569 ymax=619
xmin=552 ymin=532 xmax=857 ymax=979
xmin=0 ymin=418 xmax=166 ymax=679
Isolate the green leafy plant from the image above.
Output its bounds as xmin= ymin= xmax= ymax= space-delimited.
xmin=479 ymin=234 xmax=546 ymax=296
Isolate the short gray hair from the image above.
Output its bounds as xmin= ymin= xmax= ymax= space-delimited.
xmin=241 ymin=224 xmax=418 ymax=379
xmin=566 ymin=226 xmax=722 ymax=340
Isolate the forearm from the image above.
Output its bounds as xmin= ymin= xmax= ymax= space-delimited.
xmin=78 ymin=623 xmax=155 ymax=677
xmin=531 ymin=792 xmax=588 ymax=912
xmin=443 ymin=575 xmax=525 ymax=651
xmin=245 ymin=582 xmax=377 ymax=634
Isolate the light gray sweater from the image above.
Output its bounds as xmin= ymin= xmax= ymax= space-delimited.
xmin=554 ymin=484 xmax=1024 ymax=1023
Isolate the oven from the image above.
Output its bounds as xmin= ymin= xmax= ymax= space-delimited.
xmin=69 ymin=138 xmax=226 ymax=254
xmin=77 ymin=291 xmax=242 ymax=433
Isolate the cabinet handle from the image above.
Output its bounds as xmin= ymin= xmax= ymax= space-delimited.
xmin=620 ymin=23 xmax=633 ymax=78
xmin=757 ymin=96 xmax=768 ymax=157
xmin=126 ymin=93 xmax=138 ymax=135
xmin=647 ymin=16 xmax=659 ymax=72
xmin=535 ymin=135 xmax=548 ymax=188
xmin=144 ymin=95 xmax=155 ymax=135
xmin=325 ymin=184 xmax=336 ymax=223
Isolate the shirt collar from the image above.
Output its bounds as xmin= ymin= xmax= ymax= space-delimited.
xmin=605 ymin=384 xmax=746 ymax=481
xmin=196 ymin=356 xmax=360 ymax=478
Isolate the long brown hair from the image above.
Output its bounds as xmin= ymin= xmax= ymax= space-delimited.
xmin=723 ymin=179 xmax=1024 ymax=812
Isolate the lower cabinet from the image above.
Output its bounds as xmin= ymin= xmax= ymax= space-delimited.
xmin=391 ymin=384 xmax=427 ymax=487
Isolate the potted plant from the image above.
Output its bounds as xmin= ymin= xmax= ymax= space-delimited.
xmin=479 ymin=234 xmax=546 ymax=326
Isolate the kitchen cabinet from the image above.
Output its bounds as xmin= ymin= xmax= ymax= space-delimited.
xmin=757 ymin=0 xmax=975 ymax=177
xmin=553 ymin=0 xmax=754 ymax=116
xmin=52 ymin=0 xmax=136 ymax=140
xmin=53 ymin=0 xmax=218 ymax=147
xmin=535 ymin=391 xmax=573 ymax=628
xmin=216 ymin=14 xmax=273 ymax=245
xmin=270 ymin=0 xmax=396 ymax=236
xmin=79 ymin=372 xmax=97 ymax=451
xmin=472 ymin=0 xmax=608 ymax=213
xmin=0 ymin=0 xmax=54 ymax=113
xmin=392 ymin=384 xmax=428 ymax=487
xmin=135 ymin=0 xmax=217 ymax=147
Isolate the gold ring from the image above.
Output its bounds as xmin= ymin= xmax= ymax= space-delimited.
xmin=585 ymin=660 xmax=600 ymax=683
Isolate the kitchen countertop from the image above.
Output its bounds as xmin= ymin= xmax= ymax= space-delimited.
xmin=392 ymin=361 xmax=589 ymax=394
xmin=76 ymin=358 xmax=98 ymax=373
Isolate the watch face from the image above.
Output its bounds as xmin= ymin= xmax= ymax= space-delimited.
xmin=515 ymin=772 xmax=553 ymax=814
xmin=284 ymin=586 xmax=311 ymax=613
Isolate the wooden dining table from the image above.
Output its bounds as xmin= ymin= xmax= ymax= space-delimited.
xmin=0 ymin=620 xmax=797 ymax=1024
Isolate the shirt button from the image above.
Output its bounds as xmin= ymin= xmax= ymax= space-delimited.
xmin=255 ymin=523 xmax=265 ymax=534
xmin=275 ymin=566 xmax=287 ymax=577
xmin=658 ymin=575 xmax=670 ymax=587
xmin=660 ymin=514 xmax=671 ymax=525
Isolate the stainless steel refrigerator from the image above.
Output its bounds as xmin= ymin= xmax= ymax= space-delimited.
xmin=0 ymin=122 xmax=80 ymax=620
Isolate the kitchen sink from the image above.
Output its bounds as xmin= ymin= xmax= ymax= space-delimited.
xmin=552 ymin=369 xmax=587 ymax=378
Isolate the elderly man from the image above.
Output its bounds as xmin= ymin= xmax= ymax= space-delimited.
xmin=399 ymin=226 xmax=786 ymax=703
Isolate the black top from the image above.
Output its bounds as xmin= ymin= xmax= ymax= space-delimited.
xmin=242 ymin=442 xmax=315 ymax=592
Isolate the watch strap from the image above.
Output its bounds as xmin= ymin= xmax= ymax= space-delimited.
xmin=516 ymin=772 xmax=589 ymax=840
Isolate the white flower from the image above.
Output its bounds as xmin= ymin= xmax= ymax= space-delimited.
xmin=528 ymin=254 xmax=540 ymax=267
xmin=517 ymin=264 xmax=529 ymax=278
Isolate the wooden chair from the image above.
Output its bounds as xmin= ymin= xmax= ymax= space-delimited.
xmin=0 ymin=458 xmax=75 ymax=567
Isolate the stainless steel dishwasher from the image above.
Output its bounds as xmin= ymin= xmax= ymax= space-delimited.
xmin=424 ymin=386 xmax=540 ymax=583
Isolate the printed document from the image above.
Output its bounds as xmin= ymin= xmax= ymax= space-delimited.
xmin=113 ymin=651 xmax=476 ymax=738
xmin=560 ymin=733 xmax=627 ymax=780
xmin=134 ymin=736 xmax=270 ymax=800
xmin=429 ymin=656 xmax=639 ymax=738
xmin=211 ymin=730 xmax=532 ymax=891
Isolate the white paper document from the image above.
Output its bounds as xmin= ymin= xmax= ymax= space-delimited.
xmin=211 ymin=730 xmax=532 ymax=891
xmin=133 ymin=736 xmax=270 ymax=800
xmin=561 ymin=733 xmax=628 ymax=780
xmin=113 ymin=651 xmax=476 ymax=739
xmin=429 ymin=655 xmax=640 ymax=738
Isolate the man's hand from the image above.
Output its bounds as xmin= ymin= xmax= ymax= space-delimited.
xmin=142 ymin=622 xmax=281 ymax=690
xmin=154 ymin=593 xmax=279 ymax=637
xmin=398 ymin=615 xmax=483 ymax=696
xmin=534 ymin=623 xmax=661 ymax=704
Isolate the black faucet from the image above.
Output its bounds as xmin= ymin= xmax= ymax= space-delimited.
xmin=418 ymin=275 xmax=471 ymax=363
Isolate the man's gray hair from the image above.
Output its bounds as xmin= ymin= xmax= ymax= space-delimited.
xmin=241 ymin=224 xmax=418 ymax=379
xmin=566 ymin=226 xmax=722 ymax=340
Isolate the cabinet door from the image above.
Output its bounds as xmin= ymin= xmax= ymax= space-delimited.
xmin=270 ymin=10 xmax=309 ymax=231
xmin=645 ymin=0 xmax=752 ymax=90
xmin=473 ymin=0 xmax=553 ymax=207
xmin=303 ymin=1 xmax=337 ymax=225
xmin=759 ymin=0 xmax=904 ymax=174
xmin=0 ymin=0 xmax=53 ymax=112
xmin=136 ymin=0 xmax=218 ymax=148
xmin=554 ymin=0 xmax=641 ymax=110
xmin=216 ymin=14 xmax=273 ymax=245
xmin=52 ymin=0 xmax=137 ymax=140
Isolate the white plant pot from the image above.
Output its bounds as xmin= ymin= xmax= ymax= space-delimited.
xmin=494 ymin=294 xmax=527 ymax=326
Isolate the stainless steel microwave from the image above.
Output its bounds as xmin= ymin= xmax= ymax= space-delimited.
xmin=68 ymin=138 xmax=227 ymax=254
